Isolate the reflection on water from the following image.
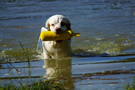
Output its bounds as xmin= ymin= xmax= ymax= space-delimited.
xmin=0 ymin=56 xmax=135 ymax=89
xmin=0 ymin=0 xmax=135 ymax=89
xmin=43 ymin=58 xmax=72 ymax=79
xmin=0 ymin=60 xmax=44 ymax=86
xmin=0 ymin=0 xmax=135 ymax=56
xmin=43 ymin=58 xmax=74 ymax=89
xmin=0 ymin=58 xmax=74 ymax=89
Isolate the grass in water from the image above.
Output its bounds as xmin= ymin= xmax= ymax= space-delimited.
xmin=0 ymin=80 xmax=63 ymax=90
xmin=0 ymin=41 xmax=63 ymax=89
xmin=124 ymin=78 xmax=135 ymax=90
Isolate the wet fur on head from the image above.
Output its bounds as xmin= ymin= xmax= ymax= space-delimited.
xmin=45 ymin=15 xmax=71 ymax=31
xmin=42 ymin=15 xmax=72 ymax=59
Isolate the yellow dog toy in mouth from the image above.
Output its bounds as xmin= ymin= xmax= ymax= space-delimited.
xmin=40 ymin=28 xmax=80 ymax=41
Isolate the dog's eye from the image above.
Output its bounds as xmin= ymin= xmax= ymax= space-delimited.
xmin=51 ymin=24 xmax=55 ymax=26
xmin=61 ymin=22 xmax=65 ymax=26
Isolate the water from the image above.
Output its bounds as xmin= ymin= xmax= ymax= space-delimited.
xmin=0 ymin=0 xmax=135 ymax=55
xmin=0 ymin=0 xmax=135 ymax=89
xmin=1 ymin=57 xmax=135 ymax=89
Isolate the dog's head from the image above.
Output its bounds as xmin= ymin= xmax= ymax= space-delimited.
xmin=46 ymin=15 xmax=71 ymax=34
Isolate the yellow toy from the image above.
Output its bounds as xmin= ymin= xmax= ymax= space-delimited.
xmin=40 ymin=29 xmax=80 ymax=41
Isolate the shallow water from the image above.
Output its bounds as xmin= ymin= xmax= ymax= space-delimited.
xmin=0 ymin=0 xmax=135 ymax=55
xmin=1 ymin=56 xmax=135 ymax=90
xmin=0 ymin=0 xmax=135 ymax=89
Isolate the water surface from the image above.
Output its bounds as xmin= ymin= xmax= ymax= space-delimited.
xmin=0 ymin=0 xmax=135 ymax=90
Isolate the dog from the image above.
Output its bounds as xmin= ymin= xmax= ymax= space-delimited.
xmin=41 ymin=15 xmax=72 ymax=59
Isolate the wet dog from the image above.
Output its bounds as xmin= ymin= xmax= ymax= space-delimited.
xmin=42 ymin=15 xmax=72 ymax=59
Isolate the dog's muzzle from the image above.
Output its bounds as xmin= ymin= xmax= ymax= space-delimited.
xmin=55 ymin=27 xmax=62 ymax=34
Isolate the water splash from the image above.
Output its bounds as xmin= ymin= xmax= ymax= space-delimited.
xmin=72 ymin=41 xmax=121 ymax=57
xmin=36 ymin=37 xmax=43 ymax=52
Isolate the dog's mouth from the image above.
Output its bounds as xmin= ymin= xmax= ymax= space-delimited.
xmin=55 ymin=31 xmax=62 ymax=34
xmin=55 ymin=30 xmax=64 ymax=34
xmin=55 ymin=31 xmax=63 ymax=43
xmin=55 ymin=30 xmax=66 ymax=43
xmin=56 ymin=40 xmax=63 ymax=43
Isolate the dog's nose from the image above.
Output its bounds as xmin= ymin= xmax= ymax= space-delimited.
xmin=55 ymin=27 xmax=61 ymax=31
xmin=55 ymin=27 xmax=61 ymax=34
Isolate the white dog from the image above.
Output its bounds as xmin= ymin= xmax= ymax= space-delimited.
xmin=41 ymin=15 xmax=72 ymax=59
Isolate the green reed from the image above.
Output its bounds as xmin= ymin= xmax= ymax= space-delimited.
xmin=19 ymin=41 xmax=31 ymax=67
xmin=0 ymin=80 xmax=63 ymax=90
xmin=0 ymin=42 xmax=63 ymax=90
xmin=124 ymin=78 xmax=135 ymax=90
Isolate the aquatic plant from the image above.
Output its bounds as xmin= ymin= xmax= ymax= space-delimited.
xmin=124 ymin=78 xmax=135 ymax=90
xmin=0 ymin=80 xmax=63 ymax=90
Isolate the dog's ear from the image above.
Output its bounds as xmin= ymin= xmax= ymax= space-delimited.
xmin=67 ymin=23 xmax=71 ymax=30
xmin=65 ymin=18 xmax=71 ymax=30
xmin=45 ymin=19 xmax=50 ymax=31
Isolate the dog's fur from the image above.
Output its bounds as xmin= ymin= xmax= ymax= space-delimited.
xmin=42 ymin=15 xmax=72 ymax=59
